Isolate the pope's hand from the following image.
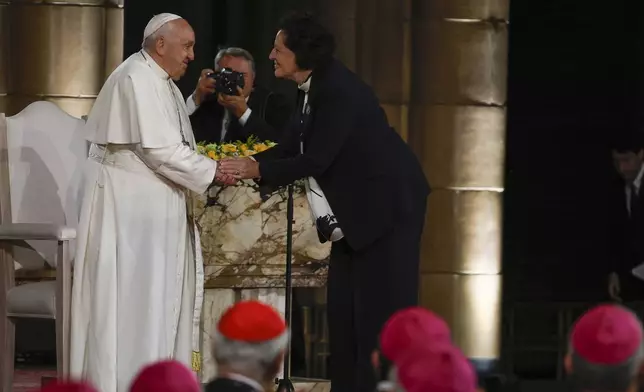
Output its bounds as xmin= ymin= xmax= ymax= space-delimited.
xmin=219 ymin=157 xmax=260 ymax=180
xmin=218 ymin=87 xmax=248 ymax=118
xmin=214 ymin=165 xmax=238 ymax=186
xmin=193 ymin=68 xmax=216 ymax=105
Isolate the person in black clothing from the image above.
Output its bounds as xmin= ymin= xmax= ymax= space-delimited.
xmin=187 ymin=47 xmax=292 ymax=144
xmin=219 ymin=12 xmax=430 ymax=392
xmin=608 ymin=136 xmax=644 ymax=301
xmin=189 ymin=47 xmax=307 ymax=376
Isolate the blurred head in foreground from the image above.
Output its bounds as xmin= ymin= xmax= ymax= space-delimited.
xmin=213 ymin=300 xmax=289 ymax=388
xmin=129 ymin=360 xmax=200 ymax=392
xmin=565 ymin=304 xmax=644 ymax=392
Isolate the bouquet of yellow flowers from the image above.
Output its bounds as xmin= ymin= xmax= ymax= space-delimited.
xmin=196 ymin=135 xmax=277 ymax=161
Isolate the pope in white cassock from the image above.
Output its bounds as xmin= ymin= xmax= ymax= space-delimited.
xmin=69 ymin=13 xmax=235 ymax=392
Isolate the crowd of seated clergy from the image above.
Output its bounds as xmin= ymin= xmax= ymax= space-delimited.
xmin=32 ymin=300 xmax=644 ymax=392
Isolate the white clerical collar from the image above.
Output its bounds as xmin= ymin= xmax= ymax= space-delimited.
xmin=140 ymin=50 xmax=170 ymax=80
xmin=298 ymin=75 xmax=312 ymax=93
xmin=223 ymin=373 xmax=264 ymax=392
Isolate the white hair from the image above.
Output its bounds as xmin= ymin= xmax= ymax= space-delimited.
xmin=213 ymin=330 xmax=289 ymax=376
xmin=142 ymin=22 xmax=175 ymax=50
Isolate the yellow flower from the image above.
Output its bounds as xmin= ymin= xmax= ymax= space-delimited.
xmin=243 ymin=149 xmax=255 ymax=157
xmin=207 ymin=151 xmax=219 ymax=160
xmin=253 ymin=143 xmax=268 ymax=153
xmin=221 ymin=144 xmax=237 ymax=153
xmin=240 ymin=144 xmax=249 ymax=152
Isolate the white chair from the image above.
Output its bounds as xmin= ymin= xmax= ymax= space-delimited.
xmin=0 ymin=101 xmax=88 ymax=390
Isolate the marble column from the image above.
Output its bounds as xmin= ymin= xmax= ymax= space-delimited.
xmin=409 ymin=0 xmax=509 ymax=372
xmin=0 ymin=0 xmax=124 ymax=117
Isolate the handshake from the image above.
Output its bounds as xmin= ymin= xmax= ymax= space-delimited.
xmin=214 ymin=157 xmax=261 ymax=186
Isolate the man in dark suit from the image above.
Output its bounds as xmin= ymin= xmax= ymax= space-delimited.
xmin=219 ymin=12 xmax=430 ymax=392
xmin=186 ymin=47 xmax=292 ymax=144
xmin=608 ymin=137 xmax=644 ymax=301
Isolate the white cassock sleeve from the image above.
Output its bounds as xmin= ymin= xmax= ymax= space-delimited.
xmin=185 ymin=94 xmax=198 ymax=116
xmin=136 ymin=144 xmax=218 ymax=195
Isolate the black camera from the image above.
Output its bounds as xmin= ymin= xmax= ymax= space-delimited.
xmin=207 ymin=68 xmax=245 ymax=96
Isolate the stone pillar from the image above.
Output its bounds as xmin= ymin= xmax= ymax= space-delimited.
xmin=315 ymin=0 xmax=356 ymax=72
xmin=0 ymin=0 xmax=124 ymax=117
xmin=410 ymin=0 xmax=508 ymax=372
xmin=316 ymin=0 xmax=410 ymax=140
xmin=357 ymin=0 xmax=411 ymax=141
xmin=357 ymin=0 xmax=411 ymax=140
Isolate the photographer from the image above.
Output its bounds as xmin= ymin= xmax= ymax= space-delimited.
xmin=186 ymin=47 xmax=292 ymax=144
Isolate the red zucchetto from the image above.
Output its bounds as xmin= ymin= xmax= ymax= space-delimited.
xmin=217 ymin=300 xmax=287 ymax=342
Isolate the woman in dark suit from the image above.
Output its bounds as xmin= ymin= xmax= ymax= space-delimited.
xmin=220 ymin=12 xmax=430 ymax=392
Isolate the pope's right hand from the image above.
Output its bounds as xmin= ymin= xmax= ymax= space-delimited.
xmin=214 ymin=165 xmax=237 ymax=186
xmin=194 ymin=68 xmax=216 ymax=105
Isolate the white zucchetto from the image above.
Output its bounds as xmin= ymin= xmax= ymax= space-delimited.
xmin=141 ymin=13 xmax=182 ymax=46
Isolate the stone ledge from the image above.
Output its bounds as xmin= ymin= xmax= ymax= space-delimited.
xmin=204 ymin=261 xmax=328 ymax=288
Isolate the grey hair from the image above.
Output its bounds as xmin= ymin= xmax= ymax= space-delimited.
xmin=568 ymin=306 xmax=644 ymax=392
xmin=142 ymin=22 xmax=175 ymax=50
xmin=570 ymin=349 xmax=643 ymax=391
xmin=213 ymin=331 xmax=288 ymax=379
xmin=568 ymin=305 xmax=644 ymax=391
xmin=214 ymin=47 xmax=255 ymax=73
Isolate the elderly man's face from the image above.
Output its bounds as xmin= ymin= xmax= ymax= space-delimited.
xmin=217 ymin=55 xmax=254 ymax=97
xmin=269 ymin=30 xmax=298 ymax=81
xmin=157 ymin=19 xmax=195 ymax=80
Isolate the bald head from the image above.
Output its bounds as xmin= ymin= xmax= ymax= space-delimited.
xmin=143 ymin=17 xmax=195 ymax=80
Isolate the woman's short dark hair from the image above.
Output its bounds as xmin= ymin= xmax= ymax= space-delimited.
xmin=277 ymin=11 xmax=336 ymax=70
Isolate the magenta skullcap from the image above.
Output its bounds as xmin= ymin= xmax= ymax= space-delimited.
xmin=396 ymin=344 xmax=477 ymax=392
xmin=380 ymin=306 xmax=451 ymax=361
xmin=130 ymin=360 xmax=201 ymax=392
xmin=571 ymin=304 xmax=643 ymax=365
